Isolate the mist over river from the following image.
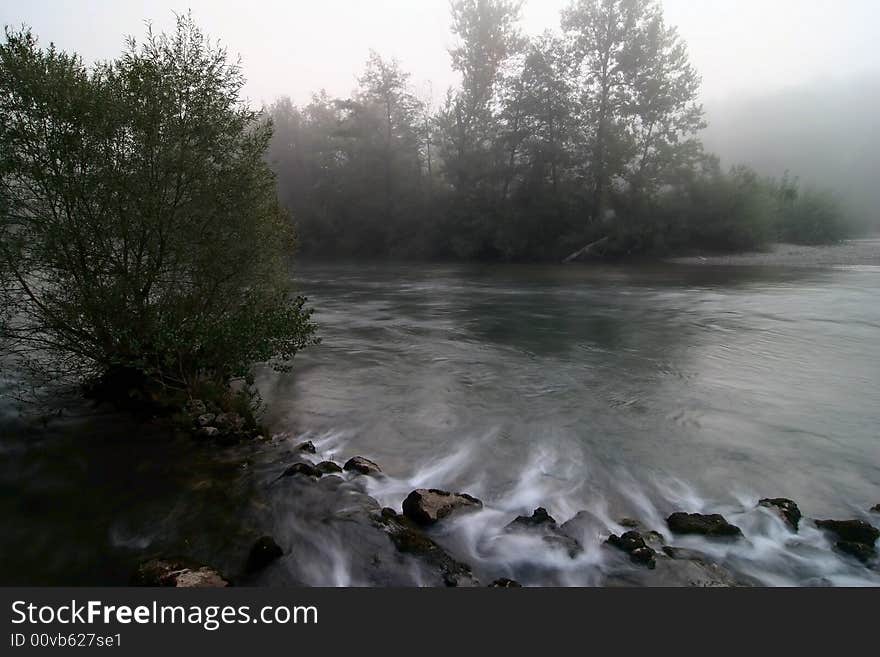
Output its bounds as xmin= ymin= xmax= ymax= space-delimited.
xmin=2 ymin=261 xmax=879 ymax=585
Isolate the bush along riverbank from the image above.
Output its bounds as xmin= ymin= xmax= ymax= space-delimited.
xmin=131 ymin=443 xmax=880 ymax=588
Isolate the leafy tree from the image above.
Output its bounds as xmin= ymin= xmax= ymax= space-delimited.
xmin=0 ymin=16 xmax=318 ymax=401
xmin=435 ymin=0 xmax=524 ymax=257
xmin=562 ymin=0 xmax=704 ymax=227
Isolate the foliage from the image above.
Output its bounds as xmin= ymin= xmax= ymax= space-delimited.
xmin=0 ymin=15 xmax=318 ymax=401
xmin=773 ymin=176 xmax=851 ymax=245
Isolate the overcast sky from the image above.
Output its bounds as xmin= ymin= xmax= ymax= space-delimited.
xmin=2 ymin=0 xmax=878 ymax=108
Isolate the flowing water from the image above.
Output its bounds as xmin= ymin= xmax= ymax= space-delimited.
xmin=1 ymin=261 xmax=879 ymax=585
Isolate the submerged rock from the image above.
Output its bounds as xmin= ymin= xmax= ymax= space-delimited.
xmin=296 ymin=440 xmax=317 ymax=454
xmin=402 ymin=488 xmax=483 ymax=526
xmin=343 ymin=456 xmax=383 ymax=477
xmin=815 ymin=519 xmax=879 ymax=546
xmin=376 ymin=509 xmax=479 ymax=586
xmin=558 ymin=509 xmax=606 ymax=544
xmin=605 ymin=545 xmax=756 ymax=587
xmin=606 ymin=531 xmax=657 ymax=568
xmin=132 ymin=558 xmax=228 ymax=587
xmin=316 ymin=460 xmax=343 ymax=474
xmin=489 ymin=578 xmax=522 ymax=588
xmin=280 ymin=462 xmax=323 ymax=479
xmin=835 ymin=541 xmax=876 ymax=564
xmin=759 ymin=498 xmax=802 ymax=531
xmin=245 ymin=536 xmax=284 ymax=573
xmin=667 ymin=512 xmax=743 ymax=538
xmin=613 ymin=519 xmax=665 ymax=547
xmin=504 ymin=507 xmax=583 ymax=558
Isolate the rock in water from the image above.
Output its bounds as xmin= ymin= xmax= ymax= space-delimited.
xmin=316 ymin=461 xmax=343 ymax=474
xmin=759 ymin=498 xmax=802 ymax=531
xmin=376 ymin=509 xmax=480 ymax=586
xmin=606 ymin=531 xmax=657 ymax=568
xmin=871 ymin=504 xmax=880 ymax=514
xmin=296 ymin=440 xmax=317 ymax=453
xmin=835 ymin=541 xmax=876 ymax=564
xmin=343 ymin=456 xmax=383 ymax=477
xmin=132 ymin=558 xmax=228 ymax=587
xmin=504 ymin=507 xmax=583 ymax=558
xmin=667 ymin=512 xmax=743 ymax=538
xmin=280 ymin=462 xmax=323 ymax=479
xmin=489 ymin=578 xmax=522 ymax=587
xmin=246 ymin=536 xmax=284 ymax=573
xmin=507 ymin=507 xmax=556 ymax=530
xmin=195 ymin=426 xmax=219 ymax=439
xmin=402 ymin=489 xmax=483 ymax=526
xmin=815 ymin=519 xmax=879 ymax=545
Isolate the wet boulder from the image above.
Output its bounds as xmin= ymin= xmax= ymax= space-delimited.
xmin=376 ymin=509 xmax=480 ymax=586
xmin=343 ymin=456 xmax=383 ymax=477
xmin=759 ymin=498 xmax=802 ymax=531
xmin=132 ymin=558 xmax=228 ymax=587
xmin=558 ymin=510 xmax=606 ymax=544
xmin=835 ymin=541 xmax=876 ymax=564
xmin=871 ymin=504 xmax=880 ymax=514
xmin=296 ymin=440 xmax=317 ymax=454
xmin=605 ymin=545 xmax=757 ymax=587
xmin=489 ymin=578 xmax=522 ymax=588
xmin=504 ymin=507 xmax=583 ymax=558
xmin=316 ymin=460 xmax=343 ymax=474
xmin=815 ymin=519 xmax=879 ymax=546
xmin=195 ymin=426 xmax=219 ymax=440
xmin=667 ymin=512 xmax=743 ymax=538
xmin=614 ymin=519 xmax=665 ymax=547
xmin=245 ymin=536 xmax=284 ymax=573
xmin=507 ymin=507 xmax=556 ymax=530
xmin=280 ymin=462 xmax=323 ymax=479
xmin=815 ymin=519 xmax=878 ymax=563
xmin=402 ymin=488 xmax=483 ymax=526
xmin=606 ymin=531 xmax=657 ymax=568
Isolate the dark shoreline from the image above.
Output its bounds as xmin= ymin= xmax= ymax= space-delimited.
xmin=293 ymin=238 xmax=880 ymax=270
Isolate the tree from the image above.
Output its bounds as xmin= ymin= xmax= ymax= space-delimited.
xmin=358 ymin=52 xmax=423 ymax=225
xmin=435 ymin=0 xmax=524 ymax=257
xmin=562 ymin=0 xmax=704 ymax=227
xmin=0 ymin=16 xmax=318 ymax=402
xmin=494 ymin=33 xmax=580 ymax=258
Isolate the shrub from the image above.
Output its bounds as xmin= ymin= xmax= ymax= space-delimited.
xmin=0 ymin=17 xmax=318 ymax=406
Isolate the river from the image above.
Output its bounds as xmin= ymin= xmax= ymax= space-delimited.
xmin=1 ymin=261 xmax=879 ymax=585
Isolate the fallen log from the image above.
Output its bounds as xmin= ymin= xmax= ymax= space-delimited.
xmin=563 ymin=236 xmax=610 ymax=263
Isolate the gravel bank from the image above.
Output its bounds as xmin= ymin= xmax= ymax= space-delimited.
xmin=668 ymin=239 xmax=880 ymax=268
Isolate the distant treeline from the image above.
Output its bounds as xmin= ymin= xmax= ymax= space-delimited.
xmin=267 ymin=0 xmax=856 ymax=261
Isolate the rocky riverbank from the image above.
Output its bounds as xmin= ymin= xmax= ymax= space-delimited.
xmin=133 ymin=447 xmax=880 ymax=588
xmin=668 ymin=238 xmax=880 ymax=268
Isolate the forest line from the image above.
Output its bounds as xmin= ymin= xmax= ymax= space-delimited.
xmin=267 ymin=0 xmax=856 ymax=262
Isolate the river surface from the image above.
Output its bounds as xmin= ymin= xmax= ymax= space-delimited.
xmin=1 ymin=261 xmax=879 ymax=585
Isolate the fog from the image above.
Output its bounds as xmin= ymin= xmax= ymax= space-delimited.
xmin=3 ymin=0 xmax=879 ymax=223
xmin=4 ymin=1 xmax=878 ymax=104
